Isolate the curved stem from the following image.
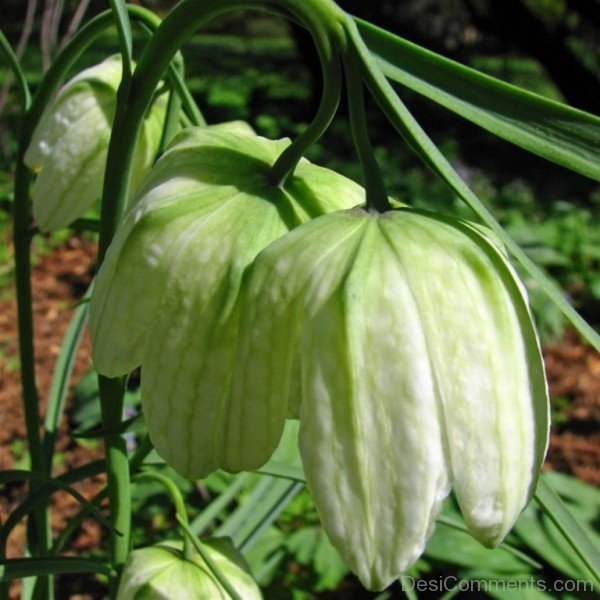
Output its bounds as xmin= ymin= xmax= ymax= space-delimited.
xmin=136 ymin=21 xmax=205 ymax=128
xmin=268 ymin=49 xmax=343 ymax=186
xmin=132 ymin=471 xmax=193 ymax=560
xmin=0 ymin=29 xmax=31 ymax=109
xmin=343 ymin=44 xmax=390 ymax=212
xmin=99 ymin=0 xmax=344 ymax=234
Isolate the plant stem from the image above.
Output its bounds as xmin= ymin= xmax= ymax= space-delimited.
xmin=3 ymin=27 xmax=52 ymax=600
xmin=97 ymin=375 xmax=130 ymax=585
xmin=268 ymin=50 xmax=343 ymax=186
xmin=343 ymin=44 xmax=390 ymax=212
xmin=133 ymin=471 xmax=193 ymax=560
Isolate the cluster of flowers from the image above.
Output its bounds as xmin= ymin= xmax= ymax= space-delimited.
xmin=30 ymin=57 xmax=549 ymax=593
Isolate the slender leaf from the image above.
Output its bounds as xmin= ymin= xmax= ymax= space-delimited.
xmin=51 ymin=489 xmax=108 ymax=555
xmin=43 ymin=285 xmax=92 ymax=470
xmin=0 ymin=28 xmax=31 ymax=109
xmin=436 ymin=515 xmax=542 ymax=570
xmin=345 ymin=18 xmax=600 ymax=351
xmin=69 ymin=218 xmax=101 ymax=232
xmin=70 ymin=415 xmax=141 ymax=439
xmin=190 ymin=473 xmax=254 ymax=536
xmin=535 ymin=476 xmax=600 ymax=588
xmin=401 ymin=582 xmax=419 ymax=600
xmin=216 ymin=478 xmax=277 ymax=539
xmin=256 ymin=460 xmax=305 ymax=483
xmin=0 ymin=557 xmax=110 ymax=582
xmin=1 ymin=460 xmax=107 ymax=549
xmin=0 ymin=469 xmax=115 ymax=555
xmin=216 ymin=475 xmax=302 ymax=554
xmin=107 ymin=0 xmax=132 ymax=76
xmin=356 ymin=17 xmax=600 ymax=183
xmin=237 ymin=482 xmax=303 ymax=554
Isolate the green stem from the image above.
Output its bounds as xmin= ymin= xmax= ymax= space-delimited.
xmin=104 ymin=0 xmax=344 ymax=218
xmin=343 ymin=44 xmax=390 ymax=212
xmin=133 ymin=471 xmax=193 ymax=560
xmin=136 ymin=21 xmax=205 ymax=128
xmin=107 ymin=0 xmax=133 ymax=76
xmin=12 ymin=124 xmax=51 ymax=600
xmin=97 ymin=376 xmax=130 ymax=587
xmin=268 ymin=49 xmax=343 ymax=186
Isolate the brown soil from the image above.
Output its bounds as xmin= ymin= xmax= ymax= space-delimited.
xmin=0 ymin=236 xmax=599 ymax=597
xmin=0 ymin=236 xmax=105 ymax=598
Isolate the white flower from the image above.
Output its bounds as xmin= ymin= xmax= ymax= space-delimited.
xmin=24 ymin=55 xmax=167 ymax=231
xmin=231 ymin=207 xmax=550 ymax=590
xmin=117 ymin=538 xmax=262 ymax=599
xmin=89 ymin=127 xmax=364 ymax=477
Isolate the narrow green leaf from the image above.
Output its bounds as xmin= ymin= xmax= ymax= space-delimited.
xmin=108 ymin=0 xmax=133 ymax=76
xmin=70 ymin=414 xmax=141 ymax=439
xmin=0 ymin=28 xmax=31 ymax=109
xmin=237 ymin=482 xmax=303 ymax=554
xmin=0 ymin=557 xmax=110 ymax=582
xmin=43 ymin=285 xmax=92 ymax=470
xmin=0 ymin=469 xmax=115 ymax=555
xmin=535 ymin=476 xmax=600 ymax=588
xmin=51 ymin=489 xmax=108 ymax=555
xmin=356 ymin=17 xmax=600 ymax=182
xmin=69 ymin=218 xmax=101 ymax=232
xmin=436 ymin=515 xmax=542 ymax=570
xmin=255 ymin=460 xmax=305 ymax=483
xmin=215 ymin=476 xmax=302 ymax=553
xmin=190 ymin=473 xmax=254 ymax=536
xmin=401 ymin=582 xmax=419 ymax=600
xmin=345 ymin=18 xmax=600 ymax=351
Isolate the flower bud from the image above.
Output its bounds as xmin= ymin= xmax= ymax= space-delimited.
xmin=24 ymin=55 xmax=167 ymax=231
xmin=232 ymin=207 xmax=550 ymax=590
xmin=89 ymin=128 xmax=363 ymax=478
xmin=116 ymin=538 xmax=262 ymax=599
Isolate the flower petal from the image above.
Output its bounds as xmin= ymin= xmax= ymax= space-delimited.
xmin=229 ymin=210 xmax=367 ymax=469
xmin=233 ymin=211 xmax=450 ymax=589
xmin=380 ymin=210 xmax=549 ymax=547
xmin=139 ymin=193 xmax=290 ymax=478
xmin=298 ymin=217 xmax=450 ymax=590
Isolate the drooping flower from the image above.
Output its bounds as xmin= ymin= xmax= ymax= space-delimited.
xmin=24 ymin=55 xmax=167 ymax=231
xmin=230 ymin=207 xmax=550 ymax=590
xmin=116 ymin=538 xmax=262 ymax=599
xmin=89 ymin=127 xmax=364 ymax=477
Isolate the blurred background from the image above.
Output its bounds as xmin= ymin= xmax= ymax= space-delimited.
xmin=0 ymin=1 xmax=599 ymax=598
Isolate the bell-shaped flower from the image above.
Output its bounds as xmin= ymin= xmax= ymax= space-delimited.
xmin=89 ymin=128 xmax=364 ymax=477
xmin=24 ymin=55 xmax=167 ymax=231
xmin=116 ymin=538 xmax=262 ymax=599
xmin=231 ymin=207 xmax=550 ymax=590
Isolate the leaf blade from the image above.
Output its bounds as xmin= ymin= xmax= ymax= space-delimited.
xmin=345 ymin=18 xmax=600 ymax=351
xmin=535 ymin=476 xmax=600 ymax=588
xmin=0 ymin=557 xmax=110 ymax=582
xmin=356 ymin=17 xmax=600 ymax=182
